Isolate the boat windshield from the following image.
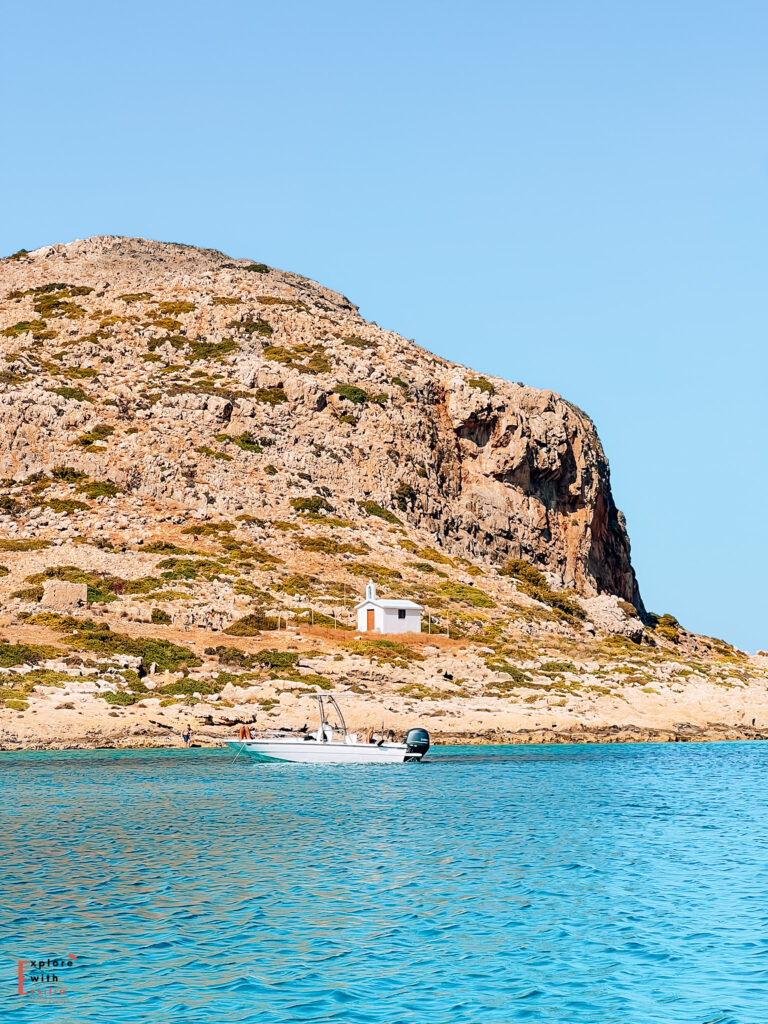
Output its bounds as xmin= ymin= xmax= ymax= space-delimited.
xmin=313 ymin=695 xmax=347 ymax=739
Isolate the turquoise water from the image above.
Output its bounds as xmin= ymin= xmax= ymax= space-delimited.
xmin=2 ymin=743 xmax=768 ymax=1023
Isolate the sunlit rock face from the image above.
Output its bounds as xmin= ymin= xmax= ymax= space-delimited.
xmin=0 ymin=235 xmax=642 ymax=610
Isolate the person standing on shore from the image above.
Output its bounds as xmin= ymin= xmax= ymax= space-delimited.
xmin=182 ymin=725 xmax=191 ymax=748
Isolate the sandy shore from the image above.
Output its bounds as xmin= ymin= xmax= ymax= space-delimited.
xmin=3 ymin=615 xmax=767 ymax=752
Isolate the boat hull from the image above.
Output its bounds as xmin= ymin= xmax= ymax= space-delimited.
xmin=228 ymin=738 xmax=423 ymax=764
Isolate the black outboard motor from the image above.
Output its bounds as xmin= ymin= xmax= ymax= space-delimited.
xmin=404 ymin=727 xmax=430 ymax=760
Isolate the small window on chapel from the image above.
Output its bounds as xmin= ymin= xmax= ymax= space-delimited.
xmin=398 ymin=609 xmax=406 ymax=620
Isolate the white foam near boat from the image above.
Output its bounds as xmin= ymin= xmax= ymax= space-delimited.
xmin=227 ymin=695 xmax=430 ymax=764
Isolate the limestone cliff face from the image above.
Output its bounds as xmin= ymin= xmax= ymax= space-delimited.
xmin=0 ymin=236 xmax=642 ymax=610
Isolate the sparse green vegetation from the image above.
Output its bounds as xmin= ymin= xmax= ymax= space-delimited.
xmin=394 ymin=481 xmax=417 ymax=511
xmin=468 ymin=377 xmax=495 ymax=395
xmin=6 ymin=284 xmax=92 ymax=320
xmin=298 ymin=536 xmax=369 ymax=556
xmin=293 ymin=607 xmax=354 ymax=631
xmin=11 ymin=586 xmax=43 ymax=602
xmin=216 ymin=432 xmax=262 ymax=453
xmin=263 ymin=343 xmax=331 ymax=375
xmin=30 ymin=615 xmax=200 ymax=672
xmin=274 ymin=573 xmax=320 ymax=597
xmin=357 ymin=501 xmax=401 ymax=525
xmin=206 ymin=646 xmax=259 ymax=669
xmin=219 ymin=536 xmax=280 ymax=563
xmin=0 ymin=641 xmax=64 ymax=667
xmin=157 ymin=300 xmax=196 ymax=315
xmin=243 ymin=263 xmax=270 ymax=273
xmin=398 ymin=682 xmax=449 ymax=701
xmin=408 ymin=561 xmax=447 ymax=576
xmin=334 ymin=384 xmax=370 ymax=404
xmin=75 ymin=423 xmax=114 ymax=448
xmin=228 ymin=317 xmax=273 ymax=337
xmin=342 ymin=335 xmax=377 ymax=349
xmin=347 ymin=562 xmax=403 ymax=583
xmin=196 ymin=445 xmax=233 ymax=462
xmin=500 ymin=559 xmax=585 ymax=622
xmin=119 ymin=292 xmax=153 ymax=303
xmin=437 ymin=582 xmax=496 ymax=608
xmin=37 ymin=498 xmax=90 ymax=515
xmin=151 ymin=608 xmax=172 ymax=625
xmin=76 ymin=479 xmax=120 ymax=499
xmin=156 ymin=556 xmax=233 ymax=583
xmin=254 ymin=386 xmax=287 ymax=405
xmin=147 ymin=316 xmax=181 ymax=331
xmin=51 ymin=386 xmax=92 ymax=403
xmin=144 ymin=541 xmax=195 ymax=555
xmin=254 ymin=649 xmax=300 ymax=669
xmin=159 ymin=678 xmax=223 ymax=697
xmin=101 ymin=691 xmax=141 ymax=706
xmin=65 ymin=366 xmax=97 ymax=379
xmin=344 ymin=638 xmax=424 ymax=667
xmin=649 ymin=613 xmax=680 ymax=642
xmin=487 ymin=661 xmax=530 ymax=683
xmin=181 ymin=521 xmax=235 ymax=536
xmin=540 ymin=661 xmax=579 ymax=675
xmin=280 ymin=671 xmax=333 ymax=690
xmin=25 ymin=565 xmax=117 ymax=604
xmin=0 ymin=539 xmax=51 ymax=552
xmin=1 ymin=319 xmax=57 ymax=340
xmin=290 ymin=496 xmax=333 ymax=514
xmin=51 ymin=466 xmax=86 ymax=483
xmin=186 ymin=339 xmax=237 ymax=362
xmin=258 ymin=295 xmax=309 ymax=312
xmin=225 ymin=611 xmax=280 ymax=635
xmin=419 ymin=547 xmax=454 ymax=566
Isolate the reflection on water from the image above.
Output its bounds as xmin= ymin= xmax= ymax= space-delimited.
xmin=2 ymin=742 xmax=768 ymax=1023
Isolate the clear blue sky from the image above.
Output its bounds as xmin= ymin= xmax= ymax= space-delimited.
xmin=2 ymin=1 xmax=766 ymax=650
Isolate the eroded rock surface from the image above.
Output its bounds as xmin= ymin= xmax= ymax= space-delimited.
xmin=0 ymin=236 xmax=640 ymax=608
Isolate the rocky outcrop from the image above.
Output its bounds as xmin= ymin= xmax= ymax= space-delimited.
xmin=0 ymin=236 xmax=642 ymax=609
xmin=41 ymin=580 xmax=87 ymax=611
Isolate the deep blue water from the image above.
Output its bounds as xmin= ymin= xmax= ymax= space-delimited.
xmin=2 ymin=742 xmax=768 ymax=1023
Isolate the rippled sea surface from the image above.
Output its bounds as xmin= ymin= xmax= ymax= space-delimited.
xmin=3 ymin=743 xmax=768 ymax=1023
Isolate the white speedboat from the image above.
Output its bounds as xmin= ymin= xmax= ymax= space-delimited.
xmin=228 ymin=695 xmax=430 ymax=764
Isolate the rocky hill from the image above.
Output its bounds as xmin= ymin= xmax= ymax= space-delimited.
xmin=0 ymin=236 xmax=764 ymax=749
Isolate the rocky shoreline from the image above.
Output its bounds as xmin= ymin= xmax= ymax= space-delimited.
xmin=4 ymin=721 xmax=768 ymax=753
xmin=438 ymin=723 xmax=768 ymax=745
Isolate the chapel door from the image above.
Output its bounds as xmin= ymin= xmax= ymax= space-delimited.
xmin=366 ymin=609 xmax=375 ymax=631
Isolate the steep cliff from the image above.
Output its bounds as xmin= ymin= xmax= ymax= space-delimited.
xmin=0 ymin=236 xmax=641 ymax=610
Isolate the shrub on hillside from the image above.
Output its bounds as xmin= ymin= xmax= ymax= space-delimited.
xmin=290 ymin=496 xmax=333 ymax=514
xmin=357 ymin=500 xmax=401 ymax=525
xmin=225 ymin=611 xmax=280 ymax=635
xmin=500 ymin=559 xmax=585 ymax=622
